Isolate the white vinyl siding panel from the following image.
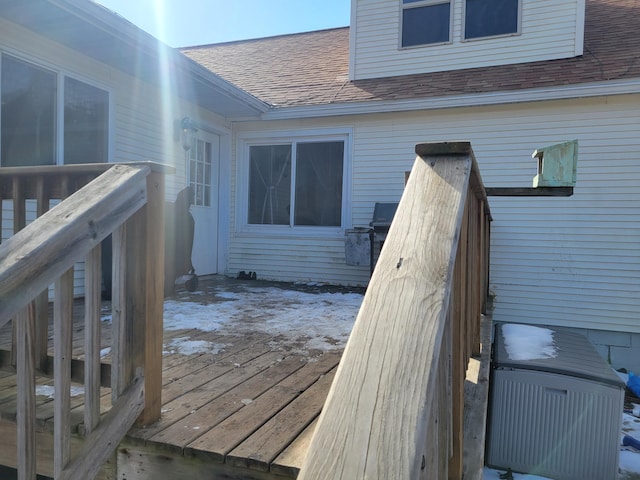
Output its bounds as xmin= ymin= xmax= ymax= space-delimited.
xmin=0 ymin=17 xmax=228 ymax=295
xmin=230 ymin=94 xmax=640 ymax=334
xmin=351 ymin=0 xmax=584 ymax=79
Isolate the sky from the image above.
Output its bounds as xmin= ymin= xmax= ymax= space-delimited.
xmin=94 ymin=0 xmax=351 ymax=48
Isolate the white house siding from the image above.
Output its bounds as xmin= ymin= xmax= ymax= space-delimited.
xmin=0 ymin=17 xmax=228 ymax=295
xmin=350 ymin=0 xmax=583 ymax=79
xmin=230 ymin=93 xmax=640 ymax=336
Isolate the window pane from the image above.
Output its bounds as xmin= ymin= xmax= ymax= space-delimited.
xmin=465 ymin=0 xmax=519 ymax=39
xmin=294 ymin=141 xmax=343 ymax=227
xmin=402 ymin=3 xmax=450 ymax=47
xmin=1 ymin=56 xmax=56 ymax=166
xmin=248 ymin=145 xmax=292 ymax=225
xmin=64 ymin=77 xmax=108 ymax=164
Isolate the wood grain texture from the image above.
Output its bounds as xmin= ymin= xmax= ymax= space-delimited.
xmin=59 ymin=373 xmax=144 ymax=480
xmin=462 ymin=316 xmax=493 ymax=480
xmin=0 ymin=164 xmax=149 ymax=326
xmin=16 ymin=304 xmax=35 ymax=480
xmin=298 ymin=152 xmax=471 ymax=479
xmin=54 ymin=269 xmax=74 ymax=478
xmin=139 ymin=172 xmax=165 ymax=426
xmin=84 ymin=246 xmax=102 ymax=434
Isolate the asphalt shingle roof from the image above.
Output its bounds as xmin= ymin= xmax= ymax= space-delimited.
xmin=181 ymin=0 xmax=640 ymax=109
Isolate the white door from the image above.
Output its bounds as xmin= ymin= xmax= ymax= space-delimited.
xmin=187 ymin=132 xmax=220 ymax=275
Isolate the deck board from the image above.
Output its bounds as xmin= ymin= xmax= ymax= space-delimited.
xmin=0 ymin=276 xmax=362 ymax=479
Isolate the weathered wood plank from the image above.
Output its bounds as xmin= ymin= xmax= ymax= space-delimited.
xmin=462 ymin=315 xmax=493 ymax=480
xmin=117 ymin=442 xmax=277 ymax=480
xmin=271 ymin=417 xmax=318 ymax=478
xmin=16 ymin=304 xmax=36 ymax=480
xmin=54 ymin=269 xmax=74 ymax=477
xmin=298 ymin=150 xmax=471 ymax=480
xmin=0 ymin=418 xmax=116 ymax=480
xmin=0 ymin=164 xmax=149 ymax=326
xmin=185 ymin=351 xmax=342 ymax=463
xmin=59 ymin=373 xmax=144 ymax=480
xmin=139 ymin=171 xmax=166 ymax=426
xmin=147 ymin=355 xmax=306 ymax=452
xmin=34 ymin=175 xmax=51 ymax=372
xmin=227 ymin=369 xmax=337 ymax=472
xmin=141 ymin=351 xmax=286 ymax=446
xmin=111 ymin=223 xmax=127 ymax=403
xmin=85 ymin=246 xmax=102 ymax=434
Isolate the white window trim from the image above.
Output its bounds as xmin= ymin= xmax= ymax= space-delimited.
xmin=0 ymin=49 xmax=112 ymax=166
xmin=461 ymin=0 xmax=522 ymax=42
xmin=236 ymin=128 xmax=353 ymax=238
xmin=399 ymin=0 xmax=453 ymax=50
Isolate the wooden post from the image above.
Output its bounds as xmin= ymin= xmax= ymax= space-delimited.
xmin=35 ymin=175 xmax=51 ymax=372
xmin=54 ymin=268 xmax=74 ymax=478
xmin=16 ymin=304 xmax=36 ymax=480
xmin=11 ymin=177 xmax=26 ymax=369
xmin=84 ymin=246 xmax=102 ymax=434
xmin=299 ymin=142 xmax=472 ymax=480
xmin=138 ymin=172 xmax=165 ymax=426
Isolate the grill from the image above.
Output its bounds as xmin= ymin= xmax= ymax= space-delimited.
xmin=345 ymin=202 xmax=399 ymax=275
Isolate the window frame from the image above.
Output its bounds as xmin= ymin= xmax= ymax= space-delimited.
xmin=237 ymin=129 xmax=352 ymax=237
xmin=462 ymin=0 xmax=522 ymax=42
xmin=399 ymin=0 xmax=453 ymax=49
xmin=0 ymin=50 xmax=112 ymax=167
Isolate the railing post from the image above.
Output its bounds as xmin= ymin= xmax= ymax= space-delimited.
xmin=138 ymin=172 xmax=165 ymax=426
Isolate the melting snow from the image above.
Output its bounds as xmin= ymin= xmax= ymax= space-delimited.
xmin=35 ymin=385 xmax=84 ymax=399
xmin=165 ymin=337 xmax=227 ymax=356
xmin=502 ymin=324 xmax=557 ymax=361
xmin=162 ymin=286 xmax=363 ymax=354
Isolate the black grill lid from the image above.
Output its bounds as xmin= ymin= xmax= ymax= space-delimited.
xmin=370 ymin=202 xmax=399 ymax=229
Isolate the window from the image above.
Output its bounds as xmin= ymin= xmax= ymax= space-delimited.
xmin=63 ymin=77 xmax=109 ymax=164
xmin=1 ymin=55 xmax=57 ymax=166
xmin=0 ymin=54 xmax=109 ymax=167
xmin=247 ymin=140 xmax=345 ymax=228
xmin=465 ymin=0 xmax=519 ymax=39
xmin=188 ymin=138 xmax=212 ymax=207
xmin=401 ymin=0 xmax=451 ymax=47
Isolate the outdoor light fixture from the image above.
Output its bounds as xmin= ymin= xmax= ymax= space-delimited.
xmin=181 ymin=116 xmax=198 ymax=151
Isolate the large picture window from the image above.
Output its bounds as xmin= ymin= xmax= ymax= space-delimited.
xmin=1 ymin=56 xmax=57 ymax=167
xmin=247 ymin=140 xmax=345 ymax=228
xmin=64 ymin=77 xmax=109 ymax=164
xmin=401 ymin=0 xmax=451 ymax=47
xmin=0 ymin=54 xmax=109 ymax=167
xmin=464 ymin=0 xmax=520 ymax=39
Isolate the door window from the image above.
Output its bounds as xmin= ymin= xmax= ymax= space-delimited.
xmin=188 ymin=138 xmax=212 ymax=207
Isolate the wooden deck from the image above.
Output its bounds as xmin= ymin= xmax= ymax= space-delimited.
xmin=0 ymin=276 xmax=354 ymax=479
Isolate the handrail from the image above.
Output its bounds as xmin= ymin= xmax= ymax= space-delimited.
xmin=299 ymin=142 xmax=491 ymax=479
xmin=0 ymin=163 xmax=168 ymax=479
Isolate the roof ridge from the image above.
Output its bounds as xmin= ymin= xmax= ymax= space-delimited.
xmin=180 ymin=26 xmax=349 ymax=51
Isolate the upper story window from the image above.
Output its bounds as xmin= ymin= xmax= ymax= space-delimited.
xmin=1 ymin=54 xmax=109 ymax=167
xmin=464 ymin=0 xmax=520 ymax=40
xmin=401 ymin=0 xmax=452 ymax=48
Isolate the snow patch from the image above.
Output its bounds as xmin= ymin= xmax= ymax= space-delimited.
xmin=165 ymin=337 xmax=227 ymax=356
xmin=502 ymin=324 xmax=557 ymax=361
xmin=162 ymin=287 xmax=363 ymax=353
xmin=36 ymin=385 xmax=84 ymax=399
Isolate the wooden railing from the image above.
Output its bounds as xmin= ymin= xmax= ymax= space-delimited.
xmin=0 ymin=163 xmax=169 ymax=479
xmin=299 ymin=142 xmax=491 ymax=479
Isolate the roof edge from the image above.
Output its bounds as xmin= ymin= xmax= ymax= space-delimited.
xmin=259 ymin=77 xmax=640 ymax=120
xmin=48 ymin=0 xmax=269 ymax=115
